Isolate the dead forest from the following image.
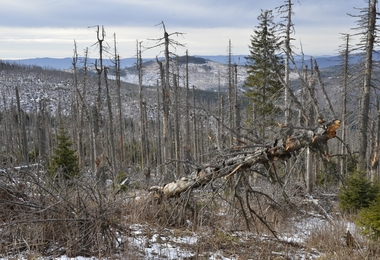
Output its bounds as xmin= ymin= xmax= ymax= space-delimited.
xmin=1 ymin=1 xmax=380 ymax=259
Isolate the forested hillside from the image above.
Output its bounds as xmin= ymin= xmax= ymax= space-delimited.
xmin=1 ymin=1 xmax=380 ymax=259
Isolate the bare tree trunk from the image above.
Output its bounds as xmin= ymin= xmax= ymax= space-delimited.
xmin=104 ymin=67 xmax=115 ymax=170
xmin=228 ymin=40 xmax=234 ymax=146
xmin=217 ymin=72 xmax=222 ymax=150
xmin=234 ymin=64 xmax=241 ymax=139
xmin=72 ymin=41 xmax=84 ymax=169
xmin=157 ymin=53 xmax=172 ymax=179
xmin=193 ymin=85 xmax=199 ymax=162
xmin=114 ymin=35 xmax=124 ymax=170
xmin=340 ymin=34 xmax=350 ymax=178
xmin=314 ymin=60 xmax=336 ymax=119
xmin=156 ymin=80 xmax=162 ymax=171
xmin=80 ymin=49 xmax=91 ymax=171
xmin=301 ymin=61 xmax=316 ymax=193
xmin=37 ymin=100 xmax=47 ymax=163
xmin=359 ymin=0 xmax=376 ymax=171
xmin=163 ymin=29 xmax=173 ymax=179
xmin=2 ymin=92 xmax=13 ymax=167
xmin=370 ymin=99 xmax=380 ymax=180
xmin=93 ymin=25 xmax=106 ymax=185
xmin=283 ymin=0 xmax=293 ymax=125
xmin=183 ymin=50 xmax=191 ymax=175
xmin=173 ymin=71 xmax=180 ymax=178
xmin=137 ymin=40 xmax=147 ymax=173
xmin=15 ymin=85 xmax=28 ymax=164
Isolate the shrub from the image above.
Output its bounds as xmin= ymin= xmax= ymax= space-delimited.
xmin=47 ymin=126 xmax=79 ymax=182
xmin=357 ymin=195 xmax=380 ymax=239
xmin=338 ymin=170 xmax=379 ymax=213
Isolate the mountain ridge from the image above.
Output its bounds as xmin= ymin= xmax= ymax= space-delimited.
xmin=3 ymin=54 xmax=349 ymax=70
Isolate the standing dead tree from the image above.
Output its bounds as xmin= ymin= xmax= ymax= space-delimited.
xmin=90 ymin=25 xmax=107 ymax=185
xmin=351 ymin=0 xmax=378 ymax=170
xmin=137 ymin=40 xmax=150 ymax=179
xmin=147 ymin=21 xmax=185 ymax=180
xmin=113 ymin=35 xmax=125 ymax=170
xmin=277 ymin=0 xmax=295 ymax=125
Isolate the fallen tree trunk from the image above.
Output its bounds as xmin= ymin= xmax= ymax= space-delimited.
xmin=149 ymin=119 xmax=341 ymax=199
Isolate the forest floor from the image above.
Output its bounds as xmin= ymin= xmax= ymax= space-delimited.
xmin=2 ymin=190 xmax=378 ymax=260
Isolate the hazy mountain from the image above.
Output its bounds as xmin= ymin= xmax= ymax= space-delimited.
xmin=2 ymin=57 xmax=151 ymax=70
xmin=0 ymin=54 xmax=367 ymax=122
xmin=3 ymin=54 xmax=355 ymax=71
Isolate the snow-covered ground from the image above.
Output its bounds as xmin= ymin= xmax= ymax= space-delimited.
xmin=120 ymin=59 xmax=248 ymax=91
xmin=1 ymin=212 xmax=362 ymax=260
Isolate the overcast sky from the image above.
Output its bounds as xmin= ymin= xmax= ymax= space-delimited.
xmin=0 ymin=0 xmax=367 ymax=60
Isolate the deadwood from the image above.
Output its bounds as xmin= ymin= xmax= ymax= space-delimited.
xmin=149 ymin=119 xmax=341 ymax=199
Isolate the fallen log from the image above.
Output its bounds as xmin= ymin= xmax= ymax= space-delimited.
xmin=149 ymin=119 xmax=341 ymax=199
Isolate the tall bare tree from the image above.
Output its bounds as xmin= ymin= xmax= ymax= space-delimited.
xmin=173 ymin=68 xmax=180 ymax=177
xmin=15 ymin=85 xmax=28 ymax=164
xmin=277 ymin=0 xmax=294 ymax=125
xmin=137 ymin=40 xmax=150 ymax=177
xmin=183 ymin=50 xmax=192 ymax=175
xmin=104 ymin=67 xmax=115 ymax=171
xmin=113 ymin=35 xmax=124 ymax=169
xmin=72 ymin=41 xmax=85 ymax=169
xmin=339 ymin=33 xmax=351 ymax=177
xmin=91 ymin=25 xmax=106 ymax=184
xmin=356 ymin=0 xmax=377 ymax=171
xmin=149 ymin=21 xmax=185 ymax=179
xmin=228 ymin=39 xmax=234 ymax=145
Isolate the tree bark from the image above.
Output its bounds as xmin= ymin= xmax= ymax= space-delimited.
xmin=183 ymin=50 xmax=191 ymax=175
xmin=359 ymin=0 xmax=377 ymax=171
xmin=228 ymin=40 xmax=234 ymax=146
xmin=114 ymin=35 xmax=124 ymax=170
xmin=104 ymin=67 xmax=115 ymax=170
xmin=340 ymin=34 xmax=350 ymax=178
xmin=15 ymin=85 xmax=28 ymax=164
xmin=283 ymin=0 xmax=293 ymax=125
xmin=137 ymin=40 xmax=149 ymax=174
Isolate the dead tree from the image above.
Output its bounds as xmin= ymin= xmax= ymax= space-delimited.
xmin=113 ymin=35 xmax=125 ymax=169
xmin=104 ymin=67 xmax=115 ymax=171
xmin=149 ymin=119 xmax=342 ymax=198
xmin=137 ymin=40 xmax=150 ymax=177
xmin=277 ymin=0 xmax=295 ymax=125
xmin=353 ymin=0 xmax=378 ymax=170
xmin=227 ymin=40 xmax=234 ymax=145
xmin=148 ymin=21 xmax=185 ymax=180
xmin=339 ymin=33 xmax=351 ymax=177
xmin=183 ymin=50 xmax=191 ymax=175
xmin=173 ymin=68 xmax=181 ymax=178
xmin=15 ymin=85 xmax=28 ymax=163
xmin=91 ymin=25 xmax=106 ymax=185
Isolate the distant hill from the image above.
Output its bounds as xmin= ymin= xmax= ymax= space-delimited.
xmin=3 ymin=54 xmax=360 ymax=70
xmin=2 ymin=57 xmax=147 ymax=70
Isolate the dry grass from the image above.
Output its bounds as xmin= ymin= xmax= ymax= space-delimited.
xmin=1 ymin=169 xmax=380 ymax=259
xmin=305 ymin=215 xmax=380 ymax=260
xmin=0 ymin=171 xmax=127 ymax=258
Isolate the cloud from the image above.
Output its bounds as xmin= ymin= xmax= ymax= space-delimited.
xmin=0 ymin=0 xmax=368 ymax=59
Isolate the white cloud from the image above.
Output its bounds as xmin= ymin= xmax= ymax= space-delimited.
xmin=0 ymin=0 xmax=368 ymax=59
